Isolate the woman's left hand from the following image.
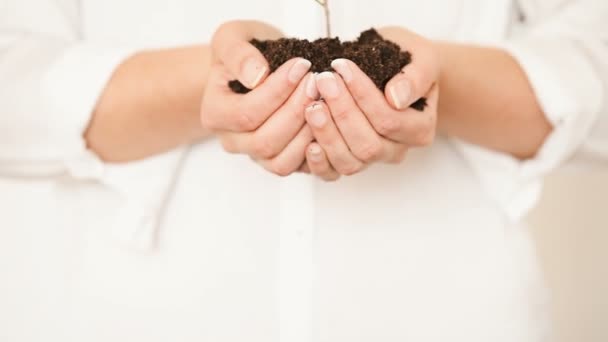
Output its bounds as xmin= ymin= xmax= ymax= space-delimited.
xmin=303 ymin=26 xmax=440 ymax=180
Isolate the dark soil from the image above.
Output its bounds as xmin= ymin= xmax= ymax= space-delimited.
xmin=229 ymin=29 xmax=427 ymax=111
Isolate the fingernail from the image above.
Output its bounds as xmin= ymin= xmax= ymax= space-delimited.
xmin=306 ymin=104 xmax=327 ymax=128
xmin=288 ymin=59 xmax=312 ymax=84
xmin=241 ymin=57 xmax=268 ymax=88
xmin=315 ymin=72 xmax=340 ymax=99
xmin=388 ymin=78 xmax=412 ymax=110
xmin=331 ymin=59 xmax=353 ymax=83
xmin=308 ymin=145 xmax=323 ymax=162
xmin=305 ymin=73 xmax=319 ymax=99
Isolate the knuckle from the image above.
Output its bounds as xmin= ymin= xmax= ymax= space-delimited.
xmin=338 ymin=162 xmax=363 ymax=176
xmin=267 ymin=85 xmax=287 ymax=103
xmin=377 ymin=116 xmax=401 ymax=136
xmin=351 ymin=86 xmax=371 ymax=104
xmin=320 ymin=135 xmax=338 ymax=149
xmin=355 ymin=139 xmax=383 ymax=163
xmin=311 ymin=161 xmax=330 ymax=176
xmin=251 ymin=135 xmax=276 ymax=159
xmin=219 ymin=137 xmax=238 ymax=154
xmin=280 ymin=104 xmax=305 ymax=123
xmin=269 ymin=161 xmax=293 ymax=177
xmin=214 ymin=24 xmax=227 ymax=40
xmin=216 ymin=21 xmax=232 ymax=34
xmin=235 ymin=112 xmax=258 ymax=131
xmin=331 ymin=106 xmax=351 ymax=122
xmin=292 ymin=106 xmax=306 ymax=122
xmin=212 ymin=24 xmax=233 ymax=53
xmin=214 ymin=21 xmax=239 ymax=39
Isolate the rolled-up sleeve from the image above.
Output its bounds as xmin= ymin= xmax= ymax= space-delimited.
xmin=0 ymin=0 xmax=186 ymax=249
xmin=454 ymin=0 xmax=608 ymax=221
xmin=0 ymin=38 xmax=137 ymax=178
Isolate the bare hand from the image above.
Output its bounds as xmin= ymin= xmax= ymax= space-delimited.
xmin=303 ymin=26 xmax=440 ymax=180
xmin=201 ymin=20 xmax=318 ymax=176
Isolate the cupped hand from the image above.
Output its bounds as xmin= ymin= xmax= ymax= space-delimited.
xmin=201 ymin=20 xmax=319 ymax=177
xmin=303 ymin=26 xmax=440 ymax=180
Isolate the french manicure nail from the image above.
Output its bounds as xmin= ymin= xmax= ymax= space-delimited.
xmin=315 ymin=72 xmax=340 ymax=99
xmin=306 ymin=73 xmax=319 ymax=99
xmin=306 ymin=104 xmax=327 ymax=128
xmin=331 ymin=59 xmax=353 ymax=83
xmin=389 ymin=78 xmax=412 ymax=110
xmin=288 ymin=59 xmax=312 ymax=84
xmin=241 ymin=57 xmax=268 ymax=88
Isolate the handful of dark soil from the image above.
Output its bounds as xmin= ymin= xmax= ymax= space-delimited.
xmin=229 ymin=29 xmax=427 ymax=111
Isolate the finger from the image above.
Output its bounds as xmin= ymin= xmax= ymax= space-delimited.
xmin=306 ymin=143 xmax=340 ymax=182
xmin=211 ymin=20 xmax=281 ymax=89
xmin=331 ymin=59 xmax=437 ymax=145
xmin=201 ymin=65 xmax=245 ymax=130
xmin=247 ymin=72 xmax=318 ymax=159
xmin=394 ymin=83 xmax=439 ymax=147
xmin=256 ymin=125 xmax=314 ymax=177
xmin=217 ymin=73 xmax=317 ymax=159
xmin=315 ymin=70 xmax=398 ymax=163
xmin=384 ymin=50 xmax=438 ymax=110
xmin=304 ymin=101 xmax=364 ymax=176
xmin=298 ymin=163 xmax=311 ymax=174
xmin=330 ymin=58 xmax=391 ymax=113
xmin=243 ymin=55 xmax=311 ymax=104
xmin=374 ymin=27 xmax=438 ymax=110
xmin=202 ymin=58 xmax=312 ymax=132
xmin=376 ymin=83 xmax=437 ymax=147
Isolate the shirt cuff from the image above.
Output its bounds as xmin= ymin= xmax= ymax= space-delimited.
xmin=454 ymin=37 xmax=603 ymax=222
xmin=41 ymin=42 xmax=137 ymax=167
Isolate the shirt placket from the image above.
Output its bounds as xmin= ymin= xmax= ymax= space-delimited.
xmin=278 ymin=2 xmax=323 ymax=341
xmin=277 ymin=175 xmax=316 ymax=342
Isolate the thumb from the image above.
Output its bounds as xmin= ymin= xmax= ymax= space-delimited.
xmin=211 ymin=21 xmax=279 ymax=89
xmin=384 ymin=51 xmax=437 ymax=110
xmin=379 ymin=27 xmax=438 ymax=110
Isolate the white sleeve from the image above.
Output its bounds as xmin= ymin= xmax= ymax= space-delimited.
xmin=558 ymin=112 xmax=608 ymax=170
xmin=0 ymin=0 xmax=187 ymax=249
xmin=569 ymin=103 xmax=608 ymax=168
xmin=453 ymin=0 xmax=608 ymax=222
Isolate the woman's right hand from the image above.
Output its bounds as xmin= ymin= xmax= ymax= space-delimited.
xmin=201 ymin=20 xmax=319 ymax=177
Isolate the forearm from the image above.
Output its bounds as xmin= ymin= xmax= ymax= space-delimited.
xmin=85 ymin=45 xmax=211 ymax=162
xmin=436 ymin=42 xmax=552 ymax=159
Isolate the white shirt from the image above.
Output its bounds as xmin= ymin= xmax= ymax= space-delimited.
xmin=0 ymin=0 xmax=607 ymax=341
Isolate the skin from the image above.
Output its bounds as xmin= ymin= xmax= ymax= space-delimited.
xmin=201 ymin=21 xmax=319 ymax=177
xmin=85 ymin=21 xmax=552 ymax=181
xmin=299 ymin=26 xmax=552 ymax=180
xmin=85 ymin=45 xmax=211 ymax=162
xmin=435 ymin=40 xmax=552 ymax=159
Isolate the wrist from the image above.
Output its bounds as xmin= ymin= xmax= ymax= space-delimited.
xmin=180 ymin=45 xmax=212 ymax=143
xmin=433 ymin=40 xmax=459 ymax=135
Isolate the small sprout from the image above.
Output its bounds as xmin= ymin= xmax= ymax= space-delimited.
xmin=313 ymin=0 xmax=331 ymax=38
